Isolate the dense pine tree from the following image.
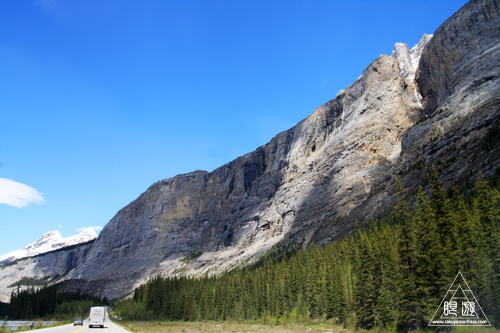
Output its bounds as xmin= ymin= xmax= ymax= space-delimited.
xmin=7 ymin=285 xmax=105 ymax=319
xmin=112 ymin=171 xmax=500 ymax=330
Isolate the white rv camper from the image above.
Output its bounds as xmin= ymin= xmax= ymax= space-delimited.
xmin=89 ymin=306 xmax=107 ymax=328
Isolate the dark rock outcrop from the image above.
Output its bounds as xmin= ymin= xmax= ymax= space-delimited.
xmin=416 ymin=0 xmax=500 ymax=113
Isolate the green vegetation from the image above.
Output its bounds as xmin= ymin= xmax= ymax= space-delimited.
xmin=1 ymin=286 xmax=107 ymax=320
xmin=0 ymin=259 xmax=21 ymax=269
xmin=115 ymin=169 xmax=500 ymax=330
xmin=180 ymin=252 xmax=203 ymax=264
xmin=7 ymin=277 xmax=48 ymax=288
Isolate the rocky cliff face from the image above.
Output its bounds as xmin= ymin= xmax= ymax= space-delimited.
xmin=392 ymin=33 xmax=433 ymax=82
xmin=401 ymin=0 xmax=500 ymax=188
xmin=318 ymin=0 xmax=500 ymax=235
xmin=416 ymin=0 xmax=500 ymax=114
xmin=61 ymin=51 xmax=424 ymax=298
xmin=11 ymin=0 xmax=499 ymax=301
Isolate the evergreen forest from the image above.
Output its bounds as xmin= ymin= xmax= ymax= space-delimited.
xmin=0 ymin=286 xmax=107 ymax=320
xmin=114 ymin=170 xmax=500 ymax=331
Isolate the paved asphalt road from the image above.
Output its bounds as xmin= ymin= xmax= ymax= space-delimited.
xmin=30 ymin=318 xmax=130 ymax=333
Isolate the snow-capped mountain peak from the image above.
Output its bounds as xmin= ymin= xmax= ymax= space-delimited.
xmin=0 ymin=227 xmax=97 ymax=265
xmin=61 ymin=227 xmax=98 ymax=247
xmin=391 ymin=33 xmax=433 ymax=82
xmin=24 ymin=231 xmax=64 ymax=253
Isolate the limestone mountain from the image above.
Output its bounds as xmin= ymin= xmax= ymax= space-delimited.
xmin=1 ymin=0 xmax=499 ymax=302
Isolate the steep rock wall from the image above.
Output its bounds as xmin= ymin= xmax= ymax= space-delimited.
xmin=340 ymin=0 xmax=500 ymax=231
xmin=416 ymin=0 xmax=500 ymax=113
xmin=62 ymin=52 xmax=422 ymax=299
xmin=56 ymin=0 xmax=500 ymax=301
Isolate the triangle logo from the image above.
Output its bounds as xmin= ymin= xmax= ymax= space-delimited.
xmin=429 ymin=271 xmax=491 ymax=326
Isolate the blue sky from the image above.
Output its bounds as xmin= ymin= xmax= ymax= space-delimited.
xmin=0 ymin=0 xmax=467 ymax=255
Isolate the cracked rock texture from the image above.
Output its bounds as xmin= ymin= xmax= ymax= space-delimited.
xmin=2 ymin=0 xmax=499 ymax=302
xmin=60 ymin=51 xmax=424 ymax=299
xmin=416 ymin=0 xmax=500 ymax=114
xmin=56 ymin=0 xmax=500 ymax=300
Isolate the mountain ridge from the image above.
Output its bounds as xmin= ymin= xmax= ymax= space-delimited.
xmin=0 ymin=227 xmax=97 ymax=266
xmin=1 ymin=0 xmax=499 ymax=303
xmin=58 ymin=37 xmax=429 ymax=299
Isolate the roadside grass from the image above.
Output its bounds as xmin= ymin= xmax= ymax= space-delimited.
xmin=115 ymin=320 xmax=500 ymax=333
xmin=117 ymin=320 xmax=352 ymax=332
xmin=0 ymin=320 xmax=71 ymax=332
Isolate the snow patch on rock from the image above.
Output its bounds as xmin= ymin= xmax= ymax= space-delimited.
xmin=392 ymin=34 xmax=433 ymax=82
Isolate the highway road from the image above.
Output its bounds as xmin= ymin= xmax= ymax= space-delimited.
xmin=29 ymin=318 xmax=130 ymax=333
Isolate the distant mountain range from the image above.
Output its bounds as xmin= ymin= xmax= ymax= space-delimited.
xmin=0 ymin=228 xmax=97 ymax=265
xmin=0 ymin=0 xmax=499 ymax=303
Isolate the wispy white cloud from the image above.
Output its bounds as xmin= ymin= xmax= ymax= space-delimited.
xmin=0 ymin=178 xmax=45 ymax=208
xmin=76 ymin=226 xmax=103 ymax=233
